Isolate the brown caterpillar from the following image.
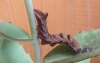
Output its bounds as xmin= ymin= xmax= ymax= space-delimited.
xmin=34 ymin=9 xmax=81 ymax=52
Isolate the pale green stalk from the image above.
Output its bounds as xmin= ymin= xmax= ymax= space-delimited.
xmin=24 ymin=0 xmax=41 ymax=63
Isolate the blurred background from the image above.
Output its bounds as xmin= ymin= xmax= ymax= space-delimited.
xmin=0 ymin=0 xmax=100 ymax=63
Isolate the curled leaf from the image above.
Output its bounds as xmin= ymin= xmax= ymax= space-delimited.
xmin=34 ymin=9 xmax=81 ymax=52
xmin=0 ymin=22 xmax=32 ymax=42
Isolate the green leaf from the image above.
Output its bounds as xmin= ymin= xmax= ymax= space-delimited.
xmin=0 ymin=22 xmax=34 ymax=63
xmin=0 ymin=22 xmax=32 ymax=41
xmin=43 ymin=29 xmax=100 ymax=63
xmin=0 ymin=39 xmax=34 ymax=63
xmin=74 ymin=58 xmax=91 ymax=63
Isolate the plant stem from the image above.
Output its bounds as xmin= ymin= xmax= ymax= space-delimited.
xmin=24 ymin=0 xmax=41 ymax=63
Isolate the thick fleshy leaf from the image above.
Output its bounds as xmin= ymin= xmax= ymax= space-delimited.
xmin=0 ymin=39 xmax=34 ymax=63
xmin=44 ymin=29 xmax=100 ymax=63
xmin=0 ymin=22 xmax=32 ymax=41
xmin=75 ymin=58 xmax=90 ymax=63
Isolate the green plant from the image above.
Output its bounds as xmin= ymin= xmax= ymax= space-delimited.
xmin=0 ymin=0 xmax=100 ymax=63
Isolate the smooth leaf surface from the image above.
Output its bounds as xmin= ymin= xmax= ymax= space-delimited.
xmin=44 ymin=29 xmax=100 ymax=63
xmin=0 ymin=39 xmax=34 ymax=63
xmin=0 ymin=22 xmax=32 ymax=41
xmin=75 ymin=58 xmax=90 ymax=63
